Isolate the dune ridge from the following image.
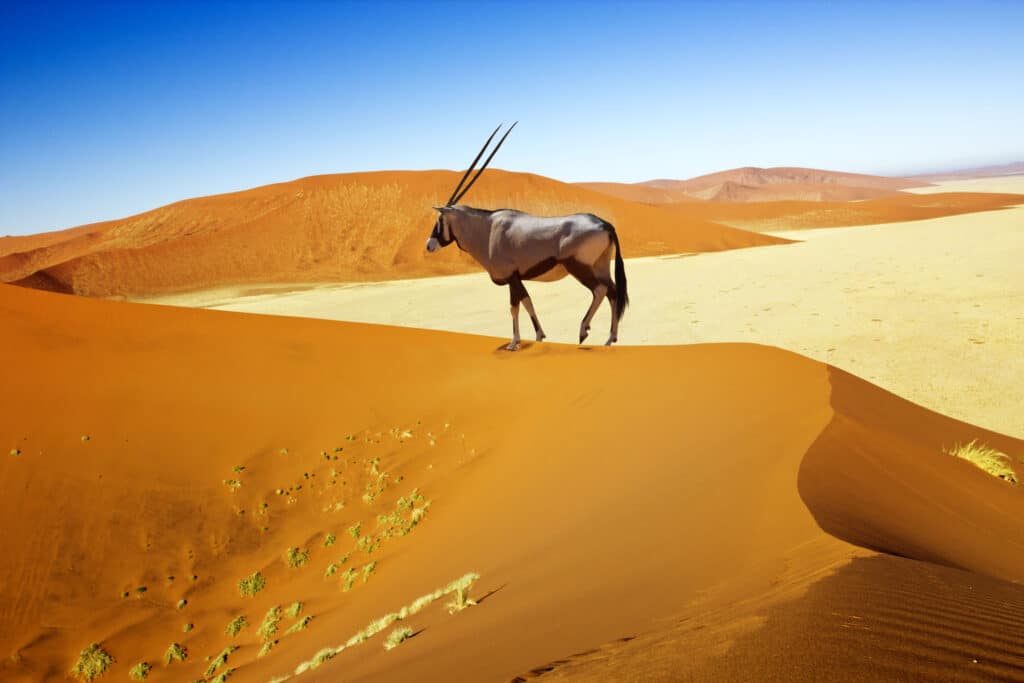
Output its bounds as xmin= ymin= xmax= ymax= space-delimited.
xmin=0 ymin=170 xmax=787 ymax=298
xmin=2 ymin=284 xmax=1022 ymax=682
xmin=580 ymin=166 xmax=930 ymax=203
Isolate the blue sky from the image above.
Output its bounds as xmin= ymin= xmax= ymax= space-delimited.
xmin=1 ymin=1 xmax=1021 ymax=235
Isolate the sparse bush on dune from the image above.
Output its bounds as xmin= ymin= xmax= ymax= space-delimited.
xmin=164 ymin=643 xmax=187 ymax=664
xmin=286 ymin=615 xmax=313 ymax=634
xmin=258 ymin=605 xmax=283 ymax=640
xmin=204 ymin=646 xmax=237 ymax=678
xmin=225 ymin=615 xmax=248 ymax=637
xmin=70 ymin=643 xmax=113 ymax=681
xmin=285 ymin=547 xmax=309 ymax=568
xmin=128 ymin=662 xmax=151 ymax=680
xmin=211 ymin=669 xmax=234 ymax=683
xmin=286 ymin=601 xmax=303 ymax=619
xmin=945 ymin=440 xmax=1018 ymax=483
xmin=384 ymin=626 xmax=415 ymax=651
xmin=293 ymin=572 xmax=481 ymax=678
xmin=238 ymin=571 xmax=266 ymax=596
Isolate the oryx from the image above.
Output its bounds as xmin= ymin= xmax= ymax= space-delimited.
xmin=426 ymin=123 xmax=628 ymax=350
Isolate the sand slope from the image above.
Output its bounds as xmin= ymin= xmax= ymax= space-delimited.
xmin=2 ymin=284 xmax=1022 ymax=682
xmin=146 ymin=191 xmax=1024 ymax=439
xmin=0 ymin=170 xmax=787 ymax=298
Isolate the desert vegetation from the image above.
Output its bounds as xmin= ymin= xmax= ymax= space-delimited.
xmin=164 ymin=642 xmax=187 ymax=663
xmin=384 ymin=626 xmax=415 ymax=650
xmin=225 ymin=615 xmax=248 ymax=637
xmin=287 ymin=572 xmax=481 ymax=679
xmin=70 ymin=643 xmax=113 ymax=681
xmin=128 ymin=661 xmax=151 ymax=680
xmin=945 ymin=440 xmax=1018 ymax=483
xmin=238 ymin=571 xmax=266 ymax=596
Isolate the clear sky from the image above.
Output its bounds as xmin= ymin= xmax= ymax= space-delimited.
xmin=1 ymin=1 xmax=1021 ymax=235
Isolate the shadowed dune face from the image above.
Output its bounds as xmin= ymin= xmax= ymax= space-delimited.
xmin=527 ymin=554 xmax=1024 ymax=682
xmin=799 ymin=366 xmax=1024 ymax=580
xmin=2 ymin=284 xmax=1024 ymax=682
xmin=0 ymin=170 xmax=788 ymax=298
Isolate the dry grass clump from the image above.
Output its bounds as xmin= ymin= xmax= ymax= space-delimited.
xmin=292 ymin=572 xmax=481 ymax=678
xmin=70 ymin=643 xmax=113 ymax=681
xmin=128 ymin=662 xmax=151 ymax=680
xmin=287 ymin=615 xmax=313 ymax=634
xmin=286 ymin=547 xmax=309 ymax=568
xmin=945 ymin=440 xmax=1018 ymax=483
xmin=238 ymin=571 xmax=266 ymax=596
xmin=286 ymin=601 xmax=303 ymax=619
xmin=384 ymin=626 xmax=415 ymax=651
xmin=164 ymin=643 xmax=187 ymax=664
xmin=204 ymin=646 xmax=237 ymax=678
xmin=257 ymin=605 xmax=283 ymax=657
xmin=225 ymin=615 xmax=248 ymax=637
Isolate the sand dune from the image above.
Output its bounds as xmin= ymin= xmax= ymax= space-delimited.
xmin=145 ymin=189 xmax=1024 ymax=439
xmin=2 ymin=283 xmax=1023 ymax=682
xmin=581 ymin=166 xmax=929 ymax=203
xmin=913 ymin=161 xmax=1024 ymax=182
xmin=0 ymin=170 xmax=787 ymax=298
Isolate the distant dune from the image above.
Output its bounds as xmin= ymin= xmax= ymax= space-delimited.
xmin=1 ymin=283 xmax=1022 ymax=682
xmin=580 ymin=166 xmax=929 ymax=203
xmin=913 ymin=161 xmax=1024 ymax=182
xmin=3 ymin=166 xmax=1019 ymax=300
xmin=0 ymin=170 xmax=787 ymax=298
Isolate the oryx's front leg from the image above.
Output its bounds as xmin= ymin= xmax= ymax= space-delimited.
xmin=505 ymin=275 xmax=545 ymax=351
xmin=517 ymin=279 xmax=546 ymax=342
xmin=505 ymin=276 xmax=525 ymax=351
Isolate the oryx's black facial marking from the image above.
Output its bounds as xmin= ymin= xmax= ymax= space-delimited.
xmin=432 ymin=214 xmax=454 ymax=247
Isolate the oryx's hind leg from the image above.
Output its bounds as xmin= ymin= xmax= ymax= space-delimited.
xmin=506 ymin=275 xmax=544 ymax=351
xmin=604 ymin=278 xmax=620 ymax=345
xmin=564 ymin=260 xmax=607 ymax=344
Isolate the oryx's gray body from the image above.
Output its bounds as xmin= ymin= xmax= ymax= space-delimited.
xmin=428 ymin=205 xmax=628 ymax=349
xmin=424 ymin=123 xmax=628 ymax=350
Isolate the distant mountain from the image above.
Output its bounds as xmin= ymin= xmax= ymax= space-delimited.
xmin=579 ymin=166 xmax=928 ymax=203
xmin=911 ymin=161 xmax=1024 ymax=182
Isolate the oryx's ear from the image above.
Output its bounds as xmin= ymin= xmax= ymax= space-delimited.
xmin=433 ymin=206 xmax=454 ymax=214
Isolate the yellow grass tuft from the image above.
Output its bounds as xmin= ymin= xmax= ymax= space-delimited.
xmin=945 ymin=440 xmax=1018 ymax=484
xmin=70 ymin=643 xmax=113 ymax=682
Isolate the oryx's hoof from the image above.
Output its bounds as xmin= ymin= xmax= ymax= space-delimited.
xmin=604 ymin=337 xmax=617 ymax=346
xmin=504 ymin=341 xmax=521 ymax=351
xmin=536 ymin=332 xmax=546 ymax=342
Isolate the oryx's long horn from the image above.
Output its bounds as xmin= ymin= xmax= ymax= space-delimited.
xmin=446 ymin=124 xmax=503 ymax=206
xmin=450 ymin=121 xmax=517 ymax=206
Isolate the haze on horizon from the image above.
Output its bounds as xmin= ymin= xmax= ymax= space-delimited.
xmin=1 ymin=0 xmax=1021 ymax=236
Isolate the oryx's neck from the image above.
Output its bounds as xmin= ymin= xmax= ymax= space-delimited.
xmin=448 ymin=207 xmax=495 ymax=269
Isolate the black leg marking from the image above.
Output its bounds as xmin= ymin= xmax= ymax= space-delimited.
xmin=509 ymin=275 xmax=527 ymax=305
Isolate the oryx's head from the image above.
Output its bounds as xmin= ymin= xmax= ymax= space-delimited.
xmin=426 ymin=121 xmax=517 ymax=254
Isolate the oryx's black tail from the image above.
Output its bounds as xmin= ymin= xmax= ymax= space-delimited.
xmin=606 ymin=222 xmax=629 ymax=319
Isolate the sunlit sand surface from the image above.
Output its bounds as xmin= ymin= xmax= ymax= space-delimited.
xmin=142 ymin=178 xmax=1024 ymax=437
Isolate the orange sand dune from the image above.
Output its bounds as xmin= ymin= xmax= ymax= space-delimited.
xmin=668 ymin=190 xmax=1024 ymax=232
xmin=2 ymin=284 xmax=1022 ymax=682
xmin=582 ymin=166 xmax=929 ymax=203
xmin=0 ymin=170 xmax=786 ymax=298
